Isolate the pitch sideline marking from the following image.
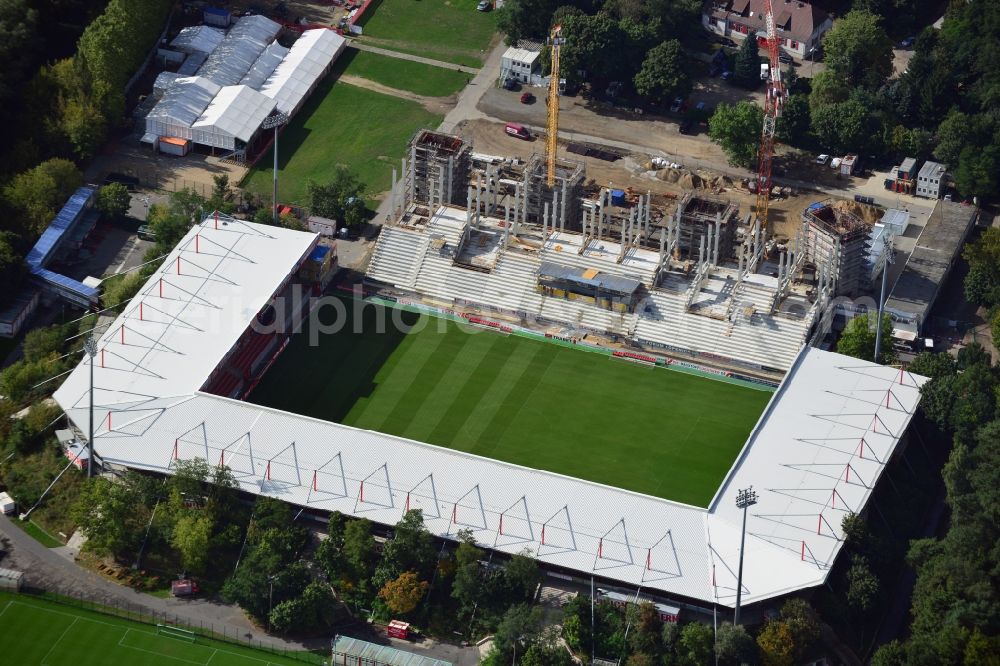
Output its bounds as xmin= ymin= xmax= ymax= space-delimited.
xmin=0 ymin=600 xmax=13 ymax=619
xmin=39 ymin=616 xmax=78 ymax=666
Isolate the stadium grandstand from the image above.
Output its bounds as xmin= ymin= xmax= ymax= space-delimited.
xmin=53 ymin=212 xmax=925 ymax=615
xmin=142 ymin=15 xmax=345 ymax=160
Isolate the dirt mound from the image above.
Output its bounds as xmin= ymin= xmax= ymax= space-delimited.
xmin=658 ymin=169 xmax=682 ymax=183
xmin=832 ymin=199 xmax=883 ymax=224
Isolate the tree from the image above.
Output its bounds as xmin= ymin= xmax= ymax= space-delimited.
xmin=342 ymin=518 xmax=377 ymax=583
xmin=629 ymin=603 xmax=663 ymax=658
xmin=373 ymin=510 xmax=436 ymax=588
xmin=0 ymin=231 xmax=26 ymax=305
xmin=504 ymin=550 xmax=542 ymax=604
xmin=756 ymin=620 xmax=794 ymax=666
xmin=308 ymin=167 xmax=366 ymax=228
xmin=708 ymin=101 xmax=764 ymax=168
xmin=871 ymin=640 xmax=909 ymax=666
xmin=268 ymin=581 xmax=335 ymax=634
xmin=953 ymin=143 xmax=1000 ymax=200
xmin=779 ymin=598 xmax=820 ymax=659
xmin=715 ymin=622 xmax=756 ymax=665
xmin=776 ymin=93 xmax=811 ymax=148
xmin=379 ymin=571 xmax=428 ymax=615
xmin=821 ymin=10 xmax=893 ymax=89
xmin=846 ymin=554 xmax=880 ymax=613
xmin=491 ymin=604 xmax=545 ymax=664
xmin=933 ymin=111 xmax=990 ymax=167
xmin=836 ymin=312 xmax=896 ymax=365
xmin=677 ymin=621 xmax=713 ymax=666
xmin=452 ymin=530 xmax=484 ymax=616
xmin=72 ymin=474 xmax=151 ymax=560
xmin=808 ymin=70 xmax=851 ymax=111
xmin=907 ymin=351 xmax=955 ymax=380
xmin=0 ymin=0 xmax=37 ymax=115
xmin=733 ymin=34 xmax=760 ymax=89
xmin=4 ymin=158 xmax=83 ymax=235
xmin=97 ymin=182 xmax=130 ymax=221
xmin=633 ymin=40 xmax=689 ymax=104
xmin=22 ymin=324 xmax=68 ymax=362
xmin=171 ymin=514 xmax=212 ymax=574
xmin=810 ymin=98 xmax=882 ymax=155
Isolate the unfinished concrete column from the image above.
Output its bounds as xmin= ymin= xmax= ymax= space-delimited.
xmin=521 ymin=169 xmax=530 ymax=227
xmin=713 ymin=213 xmax=721 ymax=266
xmin=543 ymin=202 xmax=550 ymax=239
xmin=561 ymin=179 xmax=568 ymax=234
xmin=659 ymin=226 xmax=666 ymax=264
xmin=645 ymin=191 xmax=652 ymax=239
xmin=513 ymin=183 xmax=522 ymax=235
xmin=466 ymin=185 xmax=473 ymax=227
xmin=699 ymin=233 xmax=706 ymax=267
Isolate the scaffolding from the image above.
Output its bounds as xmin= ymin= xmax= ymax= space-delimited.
xmin=674 ymin=194 xmax=740 ymax=261
xmin=394 ymin=130 xmax=471 ymax=214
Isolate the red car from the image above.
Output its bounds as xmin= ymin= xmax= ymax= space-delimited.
xmin=520 ymin=92 xmax=535 ymax=104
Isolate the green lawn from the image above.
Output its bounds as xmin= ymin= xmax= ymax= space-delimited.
xmin=356 ymin=0 xmax=497 ymax=67
xmin=337 ymin=49 xmax=471 ymax=97
xmin=0 ymin=594 xmax=325 ymax=665
xmin=248 ymin=299 xmax=772 ymax=506
xmin=12 ymin=519 xmax=64 ymax=548
xmin=242 ymin=79 xmax=441 ymax=205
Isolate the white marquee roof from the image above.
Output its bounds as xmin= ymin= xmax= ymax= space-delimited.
xmin=146 ymin=76 xmax=222 ymax=128
xmin=241 ymin=41 xmax=290 ymax=90
xmin=260 ymin=29 xmax=345 ymax=115
xmin=53 ymin=215 xmax=925 ymax=608
xmin=171 ymin=25 xmax=226 ymax=56
xmin=197 ymin=15 xmax=281 ymax=87
xmin=193 ymin=85 xmax=277 ymax=142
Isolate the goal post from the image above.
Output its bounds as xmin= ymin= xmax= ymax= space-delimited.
xmin=157 ymin=624 xmax=197 ymax=643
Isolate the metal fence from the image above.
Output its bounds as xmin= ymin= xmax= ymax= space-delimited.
xmin=14 ymin=585 xmax=328 ymax=664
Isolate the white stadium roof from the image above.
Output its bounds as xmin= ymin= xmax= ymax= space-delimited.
xmin=260 ymin=29 xmax=346 ymax=116
xmin=193 ymin=85 xmax=277 ymax=144
xmin=54 ymin=214 xmax=925 ymax=608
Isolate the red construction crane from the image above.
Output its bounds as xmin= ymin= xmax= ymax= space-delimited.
xmin=753 ymin=0 xmax=786 ymax=242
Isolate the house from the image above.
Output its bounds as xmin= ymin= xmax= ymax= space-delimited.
xmin=501 ymin=46 xmax=540 ymax=84
xmin=702 ymin=0 xmax=833 ymax=59
xmin=915 ymin=161 xmax=947 ymax=199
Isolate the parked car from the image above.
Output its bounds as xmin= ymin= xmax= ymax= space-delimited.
xmin=670 ymin=96 xmax=684 ymax=113
xmin=104 ymin=172 xmax=140 ymax=191
xmin=505 ymin=123 xmax=532 ymax=140
xmin=830 ymin=157 xmax=842 ymax=169
xmin=477 ymin=0 xmax=491 ymax=10
xmin=520 ymin=92 xmax=535 ymax=104
xmin=900 ymin=36 xmax=915 ymax=47
xmin=816 ymin=154 xmax=830 ymax=165
xmin=502 ymin=78 xmax=520 ymax=91
xmin=137 ymin=225 xmax=156 ymax=241
xmin=778 ymin=53 xmax=792 ymax=64
xmin=679 ymin=120 xmax=695 ymax=135
xmin=721 ymin=70 xmax=732 ymax=80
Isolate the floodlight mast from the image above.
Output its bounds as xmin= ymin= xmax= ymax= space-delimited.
xmin=873 ymin=235 xmax=895 ymax=364
xmin=83 ymin=336 xmax=98 ymax=478
xmin=734 ymin=486 xmax=758 ymax=625
xmin=261 ymin=112 xmax=290 ymax=224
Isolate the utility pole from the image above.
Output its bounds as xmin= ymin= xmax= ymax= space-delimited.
xmin=261 ymin=112 xmax=290 ymax=224
xmin=83 ymin=336 xmax=97 ymax=478
xmin=873 ymin=235 xmax=894 ymax=364
xmin=734 ymin=486 xmax=758 ymax=626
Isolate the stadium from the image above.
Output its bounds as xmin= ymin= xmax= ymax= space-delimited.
xmin=54 ymin=133 xmax=925 ymax=619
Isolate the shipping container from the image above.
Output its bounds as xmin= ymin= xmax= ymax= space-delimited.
xmin=158 ymin=136 xmax=191 ymax=156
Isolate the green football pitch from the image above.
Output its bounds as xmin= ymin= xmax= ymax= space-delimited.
xmin=249 ymin=299 xmax=772 ymax=506
xmin=0 ymin=594 xmax=324 ymax=666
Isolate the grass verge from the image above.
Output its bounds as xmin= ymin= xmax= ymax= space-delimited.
xmin=242 ymin=79 xmax=442 ymax=205
xmin=338 ymin=48 xmax=471 ymax=97
xmin=355 ymin=0 xmax=496 ymax=67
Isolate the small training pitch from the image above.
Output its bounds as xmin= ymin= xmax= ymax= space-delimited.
xmin=249 ymin=298 xmax=772 ymax=506
xmin=0 ymin=595 xmax=324 ymax=666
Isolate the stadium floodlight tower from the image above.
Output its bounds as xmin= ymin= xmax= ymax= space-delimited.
xmin=83 ymin=336 xmax=98 ymax=478
xmin=734 ymin=486 xmax=758 ymax=626
xmin=261 ymin=112 xmax=290 ymax=224
xmin=873 ymin=235 xmax=895 ymax=364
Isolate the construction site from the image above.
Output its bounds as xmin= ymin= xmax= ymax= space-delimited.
xmin=364 ymin=129 xmax=885 ymax=378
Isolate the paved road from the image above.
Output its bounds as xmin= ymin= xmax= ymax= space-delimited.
xmin=347 ymin=41 xmax=480 ymax=75
xmin=0 ymin=513 xmax=314 ymax=651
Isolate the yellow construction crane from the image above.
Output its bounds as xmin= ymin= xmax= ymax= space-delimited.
xmin=546 ymin=24 xmax=564 ymax=187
